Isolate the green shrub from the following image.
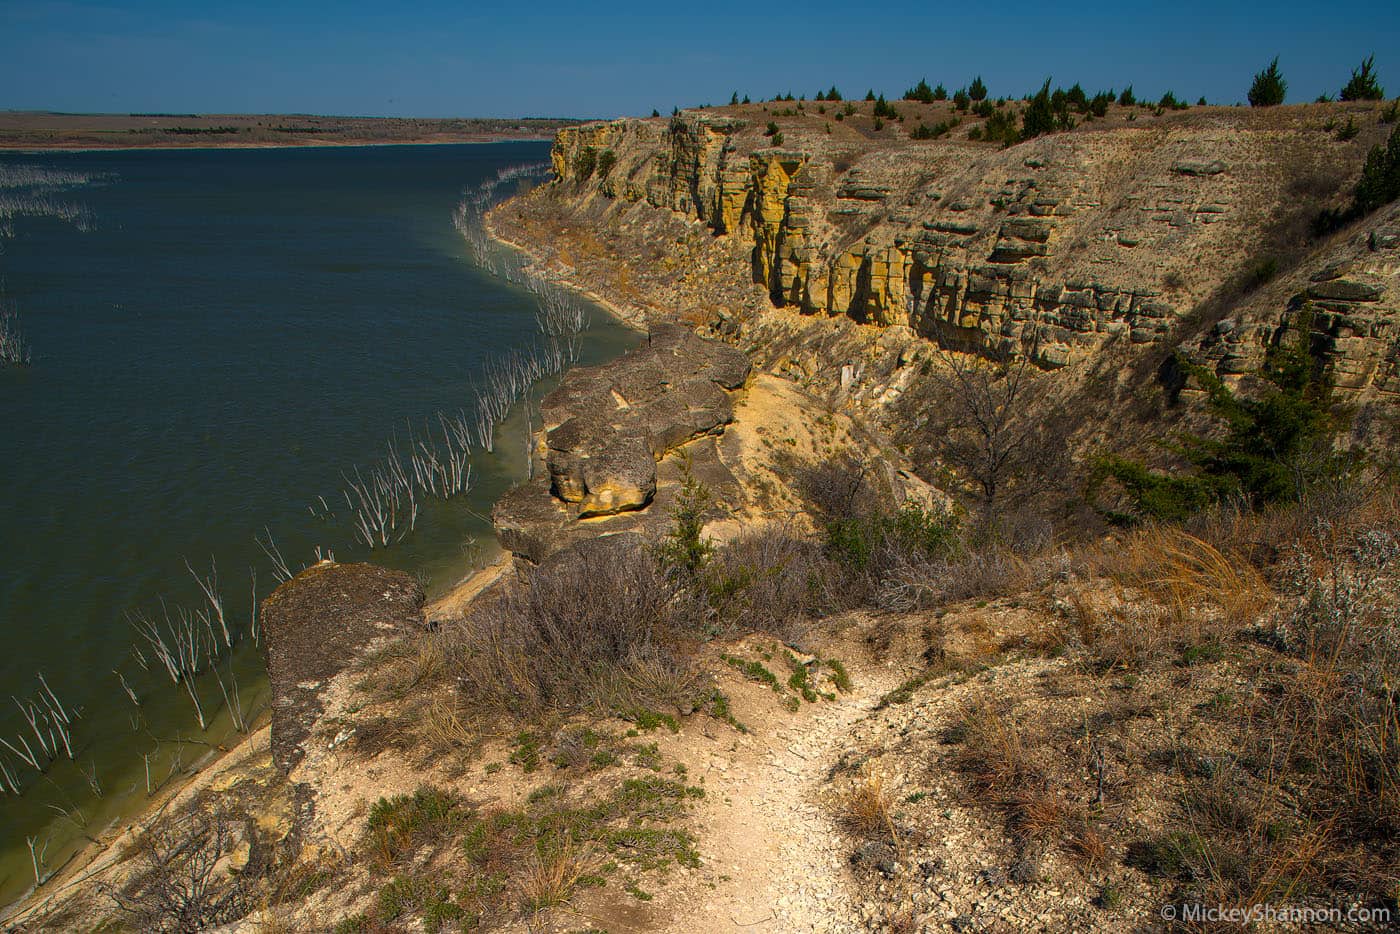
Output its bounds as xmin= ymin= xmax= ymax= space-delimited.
xmin=969 ymin=76 xmax=988 ymax=101
xmin=910 ymin=118 xmax=960 ymax=140
xmin=1340 ymin=55 xmax=1385 ymax=101
xmin=872 ymin=95 xmax=900 ymax=119
xmin=826 ymin=85 xmax=843 ymax=102
xmin=952 ymin=88 xmax=971 ymax=111
xmin=1021 ymin=79 xmax=1072 ymax=139
xmin=657 ymin=469 xmax=714 ymax=578
xmin=1091 ymin=311 xmax=1351 ymax=521
xmin=1353 ymin=122 xmax=1400 ymax=213
xmin=1158 ymin=91 xmax=1188 ymax=110
xmin=982 ymin=108 xmax=1019 ymax=145
xmin=1249 ymin=57 xmax=1287 ymax=107
xmin=826 ymin=503 xmax=960 ymax=571
xmin=596 ymin=149 xmax=617 ymax=177
xmin=933 ymin=83 xmax=948 ymax=101
xmin=1118 ymin=86 xmax=1136 ymax=107
xmin=1315 ymin=120 xmax=1400 ymax=234
xmin=573 ymin=148 xmax=598 ymax=179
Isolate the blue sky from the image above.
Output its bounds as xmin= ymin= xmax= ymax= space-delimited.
xmin=2 ymin=0 xmax=1398 ymax=117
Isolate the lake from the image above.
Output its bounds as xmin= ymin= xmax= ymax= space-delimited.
xmin=0 ymin=141 xmax=635 ymax=907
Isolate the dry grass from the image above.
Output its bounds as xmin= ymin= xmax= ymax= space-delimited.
xmin=1088 ymin=526 xmax=1269 ymax=633
xmin=950 ymin=701 xmax=1071 ymax=843
xmin=418 ymin=694 xmax=473 ymax=756
xmin=842 ymin=763 xmax=898 ymax=841
xmin=517 ymin=839 xmax=604 ymax=914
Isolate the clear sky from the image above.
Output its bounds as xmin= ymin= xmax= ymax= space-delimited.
xmin=3 ymin=0 xmax=1398 ymax=118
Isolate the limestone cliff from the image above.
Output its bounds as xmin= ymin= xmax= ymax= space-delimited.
xmin=545 ymin=104 xmax=1399 ymax=400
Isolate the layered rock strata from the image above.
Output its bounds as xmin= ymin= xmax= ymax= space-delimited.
xmin=548 ymin=109 xmax=1399 ymax=398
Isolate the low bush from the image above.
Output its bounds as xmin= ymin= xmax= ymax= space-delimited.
xmin=701 ymin=526 xmax=836 ymax=639
xmin=448 ymin=538 xmax=700 ymax=717
xmin=825 ymin=502 xmax=961 ymax=574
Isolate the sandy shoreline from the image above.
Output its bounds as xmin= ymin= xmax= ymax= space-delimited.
xmin=483 ymin=212 xmax=651 ymax=332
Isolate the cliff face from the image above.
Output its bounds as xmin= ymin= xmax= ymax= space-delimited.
xmin=548 ymin=106 xmax=1400 ymax=398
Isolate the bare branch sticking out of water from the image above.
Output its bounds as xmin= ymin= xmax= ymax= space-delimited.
xmin=0 ymin=310 xmax=31 ymax=366
xmin=0 ymin=674 xmax=80 ymax=791
xmin=255 ymin=527 xmax=292 ymax=583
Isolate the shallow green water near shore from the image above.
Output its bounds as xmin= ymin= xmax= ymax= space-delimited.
xmin=0 ymin=142 xmax=637 ymax=907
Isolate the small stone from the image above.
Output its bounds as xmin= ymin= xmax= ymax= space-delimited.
xmin=1172 ymin=159 xmax=1226 ymax=176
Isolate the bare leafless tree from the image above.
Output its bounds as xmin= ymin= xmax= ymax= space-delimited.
xmin=907 ymin=321 xmax=1058 ymax=542
xmin=105 ymin=803 xmax=249 ymax=933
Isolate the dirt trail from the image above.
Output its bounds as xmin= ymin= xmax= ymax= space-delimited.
xmin=660 ymin=653 xmax=903 ymax=933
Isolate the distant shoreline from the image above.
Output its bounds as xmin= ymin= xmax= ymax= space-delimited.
xmin=0 ymin=136 xmax=558 ymax=154
xmin=0 ymin=112 xmax=580 ymax=153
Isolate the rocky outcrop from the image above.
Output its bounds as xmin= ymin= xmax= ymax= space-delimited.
xmin=493 ymin=323 xmax=751 ymax=562
xmin=260 ymin=562 xmax=425 ymax=773
xmin=547 ymin=107 xmax=1399 ymax=396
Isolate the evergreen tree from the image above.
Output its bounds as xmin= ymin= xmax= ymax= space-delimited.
xmin=1353 ymin=122 xmax=1400 ymax=214
xmin=1248 ymin=57 xmax=1287 ymax=107
xmin=904 ymin=78 xmax=936 ymax=103
xmin=827 ymin=85 xmax=843 ymax=101
xmin=933 ymin=83 xmax=948 ymax=101
xmin=730 ymin=91 xmax=739 ymax=105
xmin=1340 ymin=55 xmax=1385 ymax=101
xmin=969 ymin=75 xmax=988 ymax=101
xmin=1021 ymin=80 xmax=1057 ymax=139
xmin=1118 ymin=85 xmax=1136 ymax=107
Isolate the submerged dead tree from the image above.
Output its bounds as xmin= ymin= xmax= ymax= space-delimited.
xmin=333 ymin=161 xmax=589 ymax=550
xmin=0 ymin=310 xmax=31 ymax=366
xmin=0 ymin=673 xmax=81 ymax=795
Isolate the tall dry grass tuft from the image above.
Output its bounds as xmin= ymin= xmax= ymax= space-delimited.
xmin=1088 ymin=526 xmax=1269 ymax=640
xmin=418 ymin=694 xmax=473 ymax=755
xmin=949 ymin=701 xmax=1069 ymax=842
xmin=517 ymin=839 xmax=603 ymax=914
xmin=843 ymin=763 xmax=898 ymax=842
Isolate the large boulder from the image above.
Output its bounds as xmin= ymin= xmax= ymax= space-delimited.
xmin=578 ymin=431 xmax=657 ymax=517
xmin=494 ymin=323 xmax=751 ymax=558
xmin=260 ymin=562 xmax=424 ymax=773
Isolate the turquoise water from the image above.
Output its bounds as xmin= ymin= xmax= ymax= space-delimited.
xmin=0 ymin=142 xmax=635 ymax=906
